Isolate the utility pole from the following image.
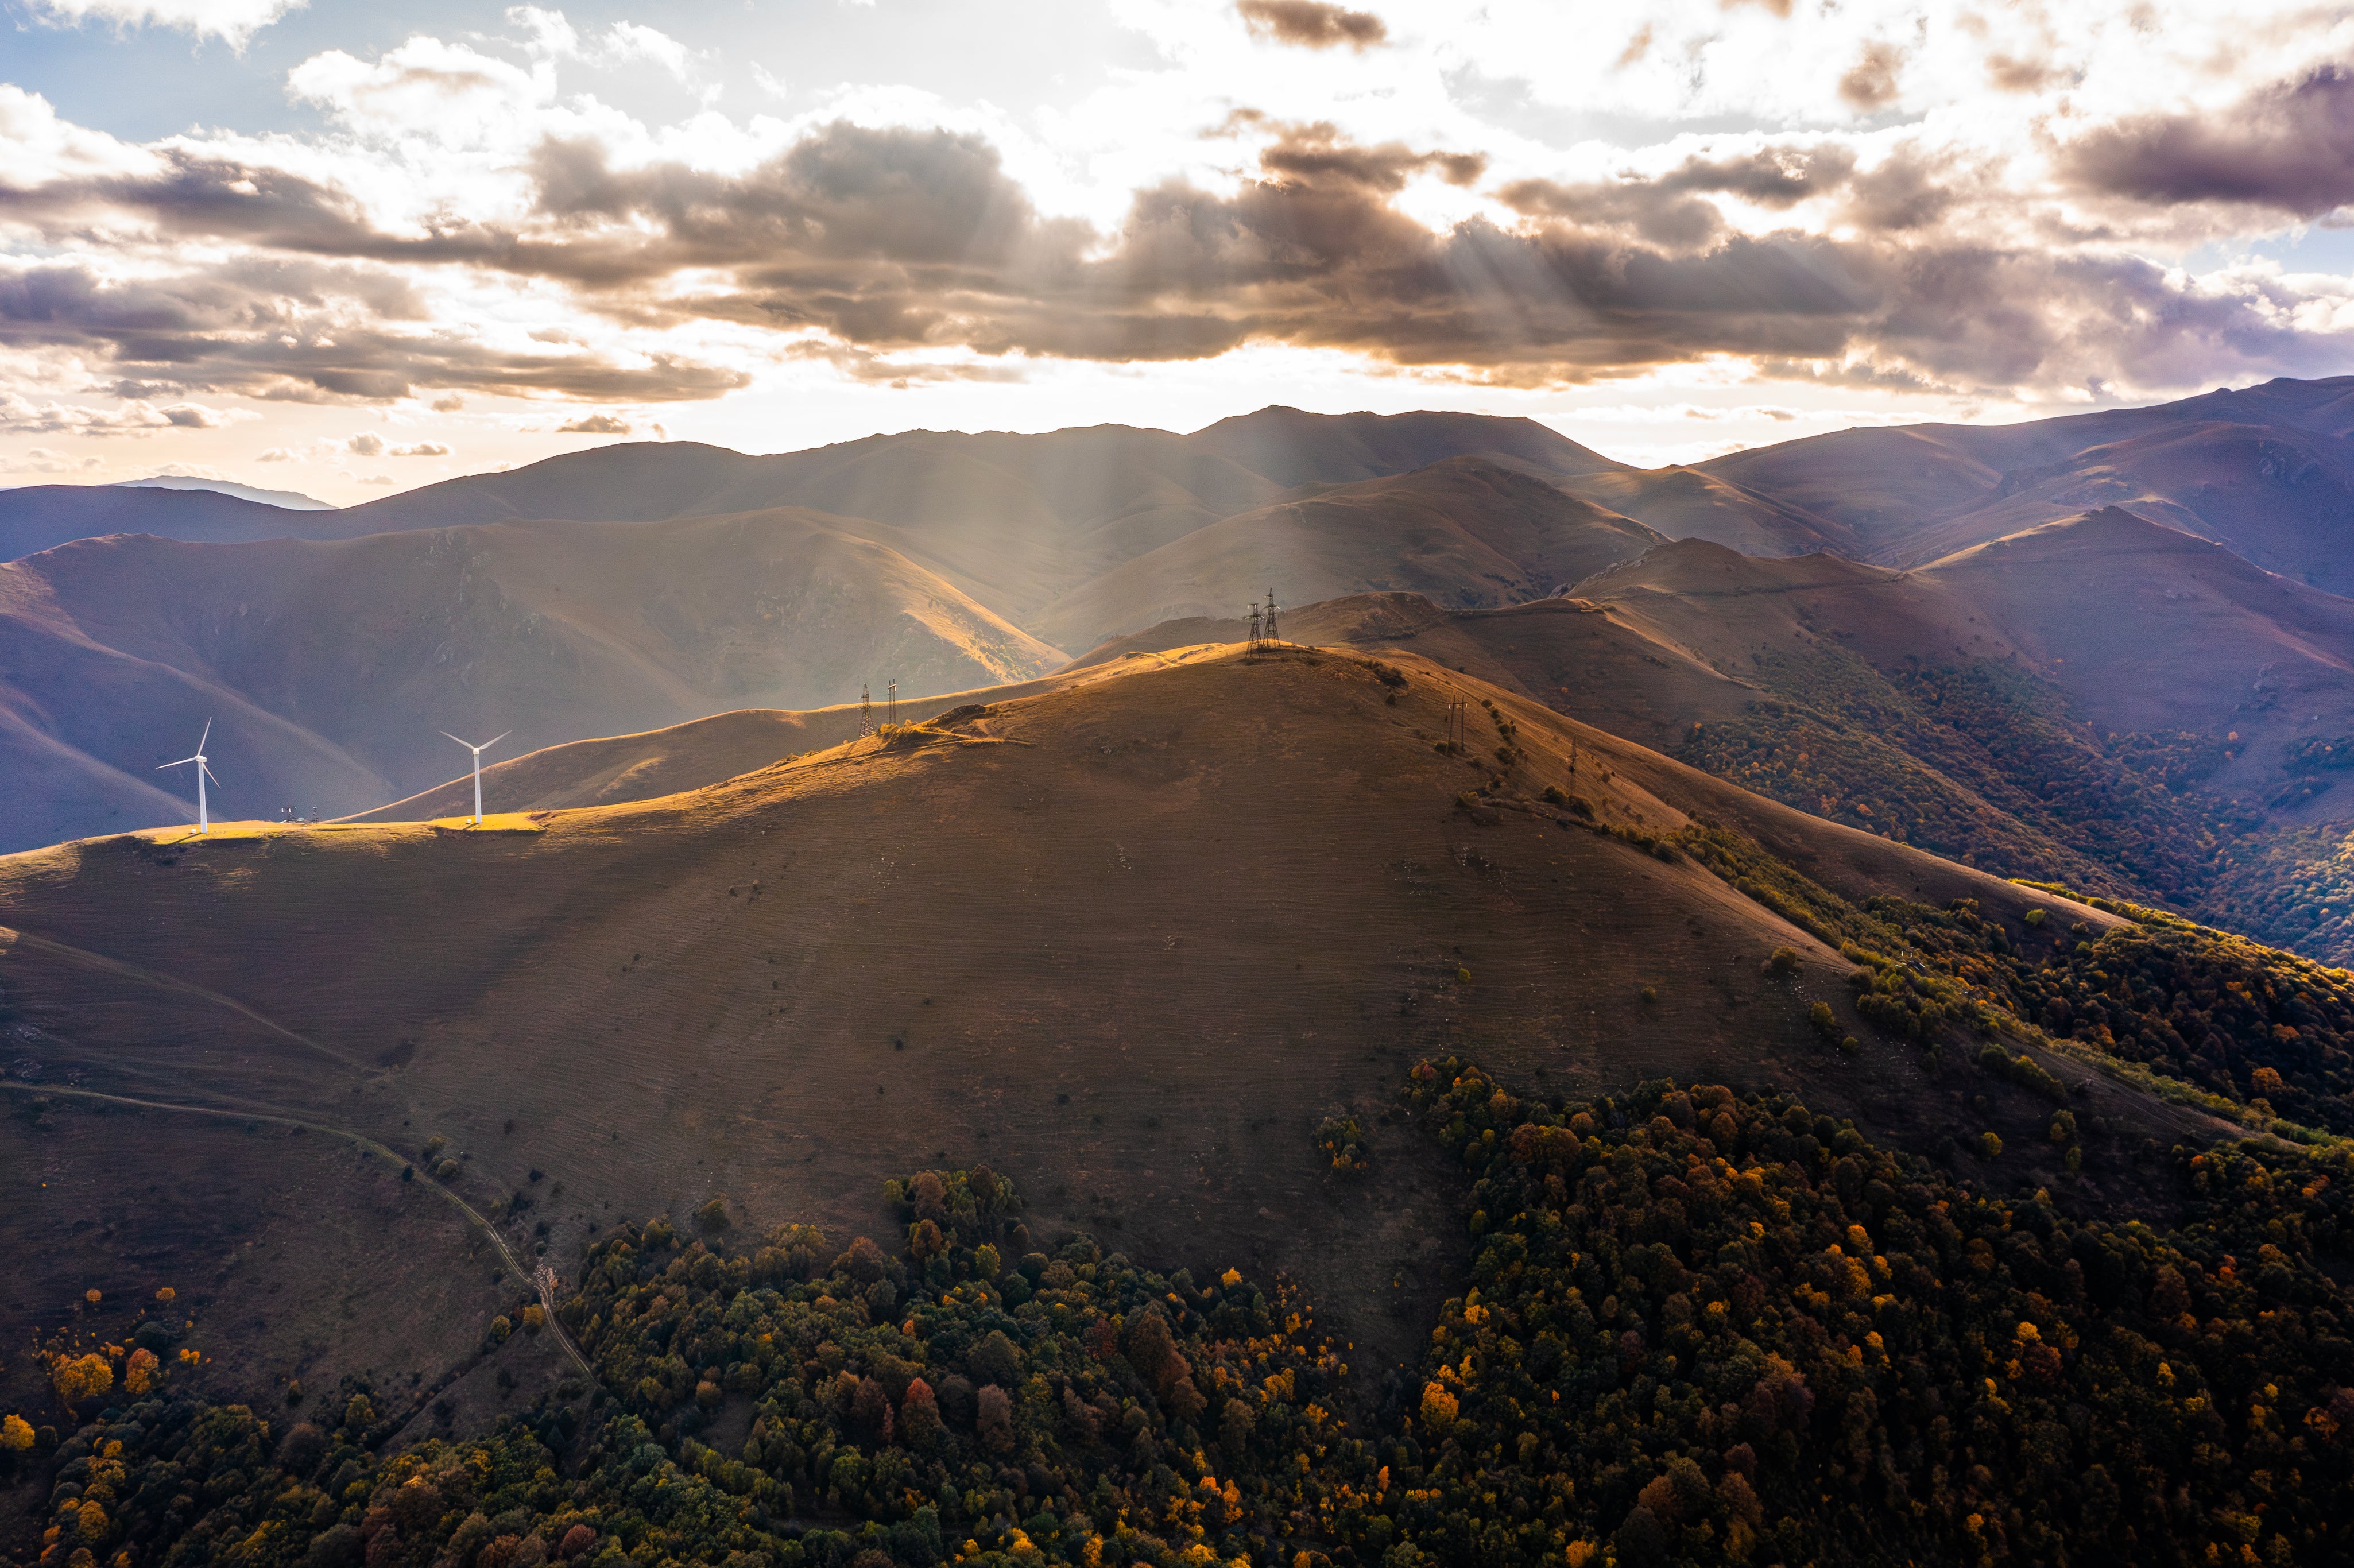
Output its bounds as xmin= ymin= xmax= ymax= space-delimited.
xmin=885 ymin=682 xmax=897 ymax=729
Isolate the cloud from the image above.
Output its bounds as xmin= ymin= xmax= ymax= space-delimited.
xmin=598 ymin=22 xmax=692 ymax=80
xmin=2065 ymin=64 xmax=2354 ymax=218
xmin=0 ymin=257 xmax=750 ymax=405
xmin=389 ymin=440 xmax=450 ymax=456
xmin=0 ymin=392 xmax=251 ymax=433
xmin=1837 ymin=41 xmax=1906 ymax=111
xmin=502 ymin=9 xmax=692 ymax=80
xmin=556 ymin=412 xmax=630 ymax=433
xmin=346 ymin=432 xmax=384 ymax=456
xmin=255 ymin=447 xmax=291 ymax=460
xmin=7 ymin=23 xmax=2354 ymax=421
xmin=1236 ymin=0 xmax=1386 ymax=51
xmin=22 ymin=0 xmax=303 ymax=47
xmin=288 ymin=36 xmax=556 ymax=144
xmin=0 ymin=445 xmax=92 ymax=474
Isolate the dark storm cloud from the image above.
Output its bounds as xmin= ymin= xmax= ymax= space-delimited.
xmin=0 ymin=114 xmax=2337 ymax=400
xmin=2066 ymin=64 xmax=2354 ymax=216
xmin=1236 ymin=0 xmax=1387 ymax=51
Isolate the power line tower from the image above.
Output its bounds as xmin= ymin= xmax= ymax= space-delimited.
xmin=1445 ymin=696 xmax=1467 ymax=753
xmin=1246 ymin=598 xmax=1263 ymax=651
xmin=885 ymin=682 xmax=897 ymax=729
xmin=858 ymin=683 xmax=874 ymax=738
xmin=1262 ymin=585 xmax=1281 ymax=645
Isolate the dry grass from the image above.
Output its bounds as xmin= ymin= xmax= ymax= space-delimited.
xmin=0 ymin=645 xmax=2198 ymax=1421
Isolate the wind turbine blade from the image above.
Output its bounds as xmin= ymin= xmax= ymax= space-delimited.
xmin=198 ymin=718 xmax=211 ymax=752
xmin=440 ymin=731 xmax=482 ymax=750
xmin=157 ymin=756 xmax=198 ymax=769
xmin=201 ymin=762 xmax=221 ymax=788
xmin=485 ymin=731 xmax=511 ymax=749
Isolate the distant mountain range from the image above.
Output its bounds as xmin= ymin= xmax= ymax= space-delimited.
xmin=115 ymin=475 xmax=338 ymax=510
xmin=9 ymin=380 xmax=2354 ymax=905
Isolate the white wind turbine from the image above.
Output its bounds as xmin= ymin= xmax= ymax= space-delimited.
xmin=157 ymin=719 xmax=221 ymax=834
xmin=440 ymin=730 xmax=510 ymax=826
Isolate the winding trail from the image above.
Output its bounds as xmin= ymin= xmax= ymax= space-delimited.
xmin=0 ymin=1081 xmax=594 ymax=1379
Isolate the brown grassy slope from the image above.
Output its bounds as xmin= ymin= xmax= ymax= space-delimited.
xmin=337 ymin=657 xmax=1199 ymax=823
xmin=1032 ymin=459 xmax=1666 ymax=652
xmin=0 ymin=648 xmax=2169 ymax=1414
xmin=0 ymin=509 xmax=1064 ymax=850
xmin=1555 ymin=466 xmax=1859 ymax=557
xmin=1699 ymin=426 xmax=2005 ymax=541
xmin=1572 ymin=538 xmax=2028 ymax=671
xmin=1919 ymin=508 xmax=2354 ymax=813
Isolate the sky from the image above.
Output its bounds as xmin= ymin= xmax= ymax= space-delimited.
xmin=4 ymin=0 xmax=2354 ymax=503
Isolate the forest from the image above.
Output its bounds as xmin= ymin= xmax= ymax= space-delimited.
xmin=11 ymin=1055 xmax=2354 ymax=1568
xmin=1667 ymin=646 xmax=2354 ymax=973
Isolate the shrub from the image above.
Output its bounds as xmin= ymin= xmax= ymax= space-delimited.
xmin=1313 ymin=1116 xmax=1370 ymax=1172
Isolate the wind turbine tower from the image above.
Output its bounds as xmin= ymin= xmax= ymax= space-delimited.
xmin=157 ymin=719 xmax=221 ymax=834
xmin=439 ymin=730 xmax=512 ymax=826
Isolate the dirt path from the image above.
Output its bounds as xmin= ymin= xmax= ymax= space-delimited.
xmin=0 ymin=1081 xmax=594 ymax=1379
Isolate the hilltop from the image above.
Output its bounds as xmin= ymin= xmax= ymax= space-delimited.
xmin=2 ymin=644 xmax=2205 ymax=1431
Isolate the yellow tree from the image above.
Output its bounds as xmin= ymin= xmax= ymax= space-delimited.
xmin=51 ymin=1354 xmax=113 ymax=1407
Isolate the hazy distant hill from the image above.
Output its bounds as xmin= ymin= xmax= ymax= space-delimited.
xmin=116 ymin=474 xmax=338 ymax=510
xmin=1699 ymin=374 xmax=2354 ymax=589
xmin=22 ymin=386 xmax=2354 ymax=858
xmin=1031 ymin=458 xmax=1666 ymax=651
xmin=0 ymin=483 xmax=341 ymax=560
xmin=0 ymin=508 xmax=1062 ymax=851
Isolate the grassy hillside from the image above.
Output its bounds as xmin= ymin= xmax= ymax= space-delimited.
xmin=0 ymin=645 xmax=2198 ymax=1429
xmin=9 ymin=647 xmax=2354 ymax=1564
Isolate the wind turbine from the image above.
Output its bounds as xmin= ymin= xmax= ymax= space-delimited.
xmin=157 ymin=719 xmax=221 ymax=834
xmin=440 ymin=730 xmax=510 ymax=826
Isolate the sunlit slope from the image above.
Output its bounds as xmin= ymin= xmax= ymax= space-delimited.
xmin=0 ymin=646 xmax=2153 ymax=1396
xmin=1035 ymin=459 xmax=1666 ymax=652
xmin=1695 ymin=376 xmax=2354 ymax=587
xmin=0 ymin=508 xmax=1064 ymax=850
xmin=338 ymin=656 xmax=1192 ymax=823
xmin=1556 ymin=464 xmax=1859 ymax=557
